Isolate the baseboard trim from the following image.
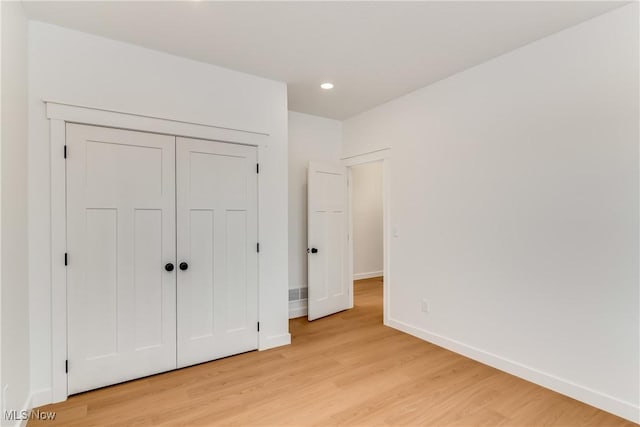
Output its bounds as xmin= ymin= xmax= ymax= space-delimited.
xmin=386 ymin=318 xmax=639 ymax=423
xmin=3 ymin=393 xmax=34 ymax=427
xmin=19 ymin=395 xmax=32 ymax=427
xmin=30 ymin=389 xmax=52 ymax=409
xmin=353 ymin=271 xmax=383 ymax=280
xmin=289 ymin=299 xmax=308 ymax=319
xmin=259 ymin=333 xmax=291 ymax=351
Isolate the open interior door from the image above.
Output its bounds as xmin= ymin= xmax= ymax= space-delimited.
xmin=307 ymin=161 xmax=350 ymax=321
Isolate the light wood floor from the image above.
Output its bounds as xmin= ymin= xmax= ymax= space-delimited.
xmin=31 ymin=277 xmax=635 ymax=426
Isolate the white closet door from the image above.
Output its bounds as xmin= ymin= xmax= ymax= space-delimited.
xmin=176 ymin=137 xmax=258 ymax=368
xmin=307 ymin=161 xmax=350 ymax=321
xmin=66 ymin=124 xmax=176 ymax=394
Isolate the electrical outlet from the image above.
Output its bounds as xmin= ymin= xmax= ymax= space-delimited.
xmin=421 ymin=298 xmax=430 ymax=313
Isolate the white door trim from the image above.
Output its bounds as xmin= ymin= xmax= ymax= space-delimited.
xmin=341 ymin=148 xmax=391 ymax=326
xmin=46 ymin=101 xmax=269 ymax=403
xmin=50 ymin=118 xmax=66 ymax=403
xmin=45 ymin=100 xmax=270 ymax=141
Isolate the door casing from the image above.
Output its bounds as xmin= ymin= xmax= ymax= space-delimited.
xmin=47 ymin=101 xmax=273 ymax=403
xmin=341 ymin=149 xmax=392 ymax=325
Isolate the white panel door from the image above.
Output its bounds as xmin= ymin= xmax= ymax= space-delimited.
xmin=307 ymin=162 xmax=350 ymax=320
xmin=66 ymin=124 xmax=176 ymax=394
xmin=176 ymin=137 xmax=258 ymax=368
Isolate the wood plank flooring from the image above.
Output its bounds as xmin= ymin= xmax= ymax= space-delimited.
xmin=30 ymin=277 xmax=636 ymax=426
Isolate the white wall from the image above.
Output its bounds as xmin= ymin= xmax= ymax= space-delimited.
xmin=288 ymin=111 xmax=342 ymax=292
xmin=28 ymin=22 xmax=289 ymax=405
xmin=1 ymin=1 xmax=31 ymax=425
xmin=343 ymin=4 xmax=639 ymax=422
xmin=352 ymin=162 xmax=383 ymax=279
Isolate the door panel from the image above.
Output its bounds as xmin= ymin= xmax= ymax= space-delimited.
xmin=307 ymin=162 xmax=350 ymax=320
xmin=176 ymin=137 xmax=258 ymax=368
xmin=83 ymin=208 xmax=118 ymax=359
xmin=66 ymin=124 xmax=176 ymax=394
xmin=133 ymin=209 xmax=164 ymax=349
xmin=188 ymin=209 xmax=215 ymax=339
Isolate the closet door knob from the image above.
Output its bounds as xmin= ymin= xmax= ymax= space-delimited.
xmin=164 ymin=263 xmax=174 ymax=272
xmin=179 ymin=262 xmax=189 ymax=271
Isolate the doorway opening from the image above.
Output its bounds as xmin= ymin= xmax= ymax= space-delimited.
xmin=343 ymin=148 xmax=391 ymax=325
xmin=306 ymin=149 xmax=390 ymax=323
xmin=349 ymin=161 xmax=384 ymax=321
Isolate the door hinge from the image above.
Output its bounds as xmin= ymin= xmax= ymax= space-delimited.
xmin=256 ymin=163 xmax=259 ymax=174
xmin=257 ymin=243 xmax=260 ymax=253
xmin=257 ymin=322 xmax=260 ymax=332
xmin=64 ymin=253 xmax=68 ymax=266
xmin=65 ymin=360 xmax=68 ymax=373
xmin=64 ymin=145 xmax=67 ymax=159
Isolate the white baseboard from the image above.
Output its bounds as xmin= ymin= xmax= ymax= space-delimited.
xmin=30 ymin=389 xmax=52 ymax=409
xmin=19 ymin=395 xmax=32 ymax=427
xmin=259 ymin=332 xmax=291 ymax=351
xmin=2 ymin=393 xmax=33 ymax=427
xmin=386 ymin=318 xmax=640 ymax=424
xmin=353 ymin=271 xmax=383 ymax=280
xmin=289 ymin=299 xmax=308 ymax=319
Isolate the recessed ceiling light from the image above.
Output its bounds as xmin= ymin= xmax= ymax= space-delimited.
xmin=320 ymin=83 xmax=334 ymax=90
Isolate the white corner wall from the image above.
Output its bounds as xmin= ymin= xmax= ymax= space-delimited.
xmin=28 ymin=22 xmax=289 ymax=405
xmin=288 ymin=111 xmax=342 ymax=317
xmin=343 ymin=4 xmax=639 ymax=422
xmin=1 ymin=1 xmax=31 ymax=425
xmin=352 ymin=162 xmax=383 ymax=280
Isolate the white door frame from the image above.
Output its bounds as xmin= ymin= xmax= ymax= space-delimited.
xmin=341 ymin=148 xmax=391 ymax=325
xmin=45 ymin=101 xmax=269 ymax=403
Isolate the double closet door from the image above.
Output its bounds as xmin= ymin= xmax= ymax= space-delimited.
xmin=66 ymin=124 xmax=258 ymax=394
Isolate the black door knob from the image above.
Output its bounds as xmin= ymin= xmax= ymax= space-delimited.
xmin=164 ymin=263 xmax=174 ymax=272
xmin=311 ymin=248 xmax=318 ymax=254
xmin=179 ymin=262 xmax=189 ymax=271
